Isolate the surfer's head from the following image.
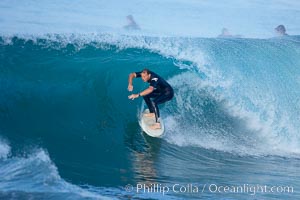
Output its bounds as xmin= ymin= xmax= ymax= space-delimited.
xmin=141 ymin=68 xmax=151 ymax=82
xmin=275 ymin=25 xmax=287 ymax=36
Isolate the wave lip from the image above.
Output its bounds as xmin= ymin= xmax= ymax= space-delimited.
xmin=0 ymin=138 xmax=10 ymax=159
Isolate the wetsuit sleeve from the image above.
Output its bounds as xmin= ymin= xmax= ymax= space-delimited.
xmin=135 ymin=72 xmax=142 ymax=78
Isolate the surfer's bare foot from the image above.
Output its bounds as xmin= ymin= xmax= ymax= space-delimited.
xmin=144 ymin=113 xmax=155 ymax=118
xmin=150 ymin=123 xmax=161 ymax=130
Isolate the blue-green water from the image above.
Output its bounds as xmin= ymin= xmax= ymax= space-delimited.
xmin=0 ymin=35 xmax=300 ymax=200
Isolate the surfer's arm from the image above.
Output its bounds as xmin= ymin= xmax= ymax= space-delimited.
xmin=128 ymin=86 xmax=154 ymax=100
xmin=139 ymin=86 xmax=154 ymax=96
xmin=128 ymin=72 xmax=137 ymax=91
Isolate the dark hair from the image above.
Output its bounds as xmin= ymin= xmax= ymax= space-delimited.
xmin=275 ymin=25 xmax=286 ymax=33
xmin=142 ymin=68 xmax=150 ymax=74
xmin=127 ymin=15 xmax=133 ymax=21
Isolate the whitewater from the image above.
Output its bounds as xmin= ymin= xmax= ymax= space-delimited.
xmin=1 ymin=0 xmax=300 ymax=199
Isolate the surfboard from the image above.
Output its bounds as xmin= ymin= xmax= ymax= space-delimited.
xmin=139 ymin=109 xmax=164 ymax=137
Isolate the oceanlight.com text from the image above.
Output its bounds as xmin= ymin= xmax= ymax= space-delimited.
xmin=124 ymin=183 xmax=294 ymax=196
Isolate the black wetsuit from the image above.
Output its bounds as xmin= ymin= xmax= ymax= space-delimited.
xmin=136 ymin=71 xmax=174 ymax=122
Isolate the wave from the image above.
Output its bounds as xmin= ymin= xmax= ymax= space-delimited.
xmin=1 ymin=34 xmax=300 ymax=159
xmin=0 ymin=139 xmax=114 ymax=200
xmin=0 ymin=137 xmax=10 ymax=159
xmin=0 ymin=137 xmax=184 ymax=200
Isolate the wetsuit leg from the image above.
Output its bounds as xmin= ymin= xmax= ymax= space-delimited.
xmin=143 ymin=92 xmax=160 ymax=113
xmin=152 ymin=89 xmax=174 ymax=122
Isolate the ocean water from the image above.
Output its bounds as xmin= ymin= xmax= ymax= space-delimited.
xmin=1 ymin=1 xmax=300 ymax=200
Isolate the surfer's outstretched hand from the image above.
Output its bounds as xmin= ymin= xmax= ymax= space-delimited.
xmin=128 ymin=94 xmax=139 ymax=100
xmin=128 ymin=84 xmax=133 ymax=92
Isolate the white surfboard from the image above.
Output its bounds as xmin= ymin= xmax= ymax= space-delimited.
xmin=139 ymin=109 xmax=164 ymax=137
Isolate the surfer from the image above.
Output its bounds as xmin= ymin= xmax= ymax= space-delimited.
xmin=218 ymin=28 xmax=232 ymax=38
xmin=128 ymin=69 xmax=174 ymax=130
xmin=218 ymin=28 xmax=242 ymax=38
xmin=123 ymin=15 xmax=140 ymax=30
xmin=275 ymin=25 xmax=288 ymax=36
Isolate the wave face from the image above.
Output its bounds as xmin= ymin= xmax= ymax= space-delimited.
xmin=3 ymin=35 xmax=300 ymax=156
xmin=0 ymin=34 xmax=300 ymax=199
xmin=164 ymin=36 xmax=300 ymax=156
